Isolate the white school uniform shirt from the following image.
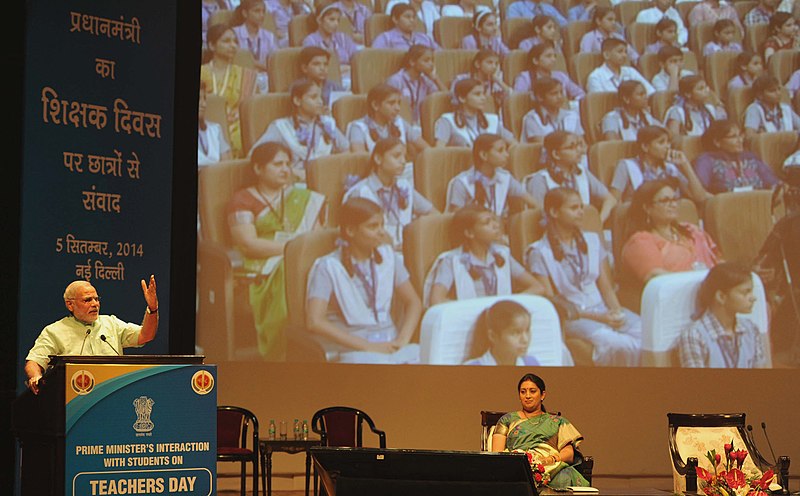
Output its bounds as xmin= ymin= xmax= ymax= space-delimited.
xmin=422 ymin=245 xmax=514 ymax=306
xmin=345 ymin=116 xmax=410 ymax=151
xmin=446 ymin=166 xmax=520 ymax=216
xmin=524 ymin=159 xmax=597 ymax=207
xmin=198 ymin=121 xmax=231 ymax=166
xmin=434 ymin=112 xmax=503 ymax=147
xmin=665 ymin=102 xmax=725 ymax=136
xmin=651 ymin=68 xmax=694 ymax=92
xmin=522 ymin=107 xmax=584 ymax=142
xmin=635 ymin=7 xmax=689 ymax=46
xmin=743 ymin=101 xmax=800 ymax=133
xmin=600 ymin=108 xmax=663 ymax=141
xmin=587 ymin=64 xmax=656 ymax=96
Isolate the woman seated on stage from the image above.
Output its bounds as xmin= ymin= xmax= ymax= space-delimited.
xmin=492 ymin=373 xmax=590 ymax=489
xmin=227 ymin=142 xmax=326 ymax=360
xmin=621 ymin=177 xmax=720 ymax=287
xmin=463 ymin=300 xmax=540 ymax=366
xmin=305 ymin=197 xmax=422 ymax=363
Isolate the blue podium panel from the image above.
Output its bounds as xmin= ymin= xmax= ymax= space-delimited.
xmin=64 ymin=364 xmax=216 ymax=496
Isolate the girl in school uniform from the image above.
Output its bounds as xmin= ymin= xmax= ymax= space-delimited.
xmin=726 ymin=51 xmax=764 ymax=93
xmin=343 ymin=138 xmax=435 ymax=249
xmin=446 ymin=133 xmax=537 ymax=216
xmin=743 ymin=74 xmax=800 ymax=141
xmin=252 ymin=80 xmax=348 ymax=181
xmin=372 ymin=3 xmax=439 ymax=49
xmin=302 ymin=3 xmax=361 ymax=88
xmin=702 ymin=19 xmax=742 ymax=57
xmin=645 ymin=18 xmax=682 ymax=55
xmin=305 ymin=197 xmax=423 ymax=364
xmin=518 ymin=15 xmax=563 ymax=54
xmin=463 ymin=300 xmax=541 ymax=366
xmin=424 ymin=204 xmax=546 ymax=306
xmin=198 ymin=80 xmax=232 ymax=167
xmin=347 ymin=83 xmax=428 ymax=156
xmin=461 ymin=10 xmax=509 ymax=57
xmin=331 ymin=0 xmax=371 ymax=45
xmin=513 ymin=42 xmax=583 ymax=103
xmin=385 ymin=45 xmax=448 ymax=124
xmin=611 ymin=126 xmax=710 ymax=202
xmin=525 ymin=131 xmax=617 ymax=223
xmin=665 ymin=75 xmax=727 ymax=140
xmin=435 ymin=78 xmax=515 ymax=148
xmin=762 ymin=12 xmax=799 ymax=61
xmin=521 ymin=77 xmax=584 ymax=143
xmin=232 ymin=0 xmax=278 ymax=74
xmin=525 ymin=187 xmax=642 ymax=366
xmin=601 ymin=80 xmax=663 ymax=142
xmin=450 ymin=50 xmax=512 ymax=114
xmin=580 ymin=7 xmax=639 ymax=64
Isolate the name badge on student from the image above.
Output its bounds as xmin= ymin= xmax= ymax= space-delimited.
xmin=733 ymin=186 xmax=754 ymax=192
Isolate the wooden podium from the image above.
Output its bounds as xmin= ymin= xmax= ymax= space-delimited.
xmin=12 ymin=355 xmax=216 ymax=496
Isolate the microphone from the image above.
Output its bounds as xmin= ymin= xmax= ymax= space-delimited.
xmin=746 ymin=425 xmax=764 ymax=471
xmin=79 ymin=328 xmax=91 ymax=355
xmin=761 ymin=422 xmax=778 ymax=466
xmin=99 ymin=335 xmax=121 ymax=356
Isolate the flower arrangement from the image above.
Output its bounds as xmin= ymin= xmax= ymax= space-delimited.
xmin=512 ymin=449 xmax=551 ymax=487
xmin=695 ymin=440 xmax=775 ymax=496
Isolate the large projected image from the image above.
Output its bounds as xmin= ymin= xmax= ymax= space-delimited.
xmin=195 ymin=1 xmax=799 ymax=368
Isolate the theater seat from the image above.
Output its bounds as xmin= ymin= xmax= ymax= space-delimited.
xmin=703 ymin=190 xmax=775 ymax=264
xmin=306 ymin=152 xmax=371 ymax=227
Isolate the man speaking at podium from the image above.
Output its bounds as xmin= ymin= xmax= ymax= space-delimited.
xmin=23 ymin=275 xmax=159 ymax=395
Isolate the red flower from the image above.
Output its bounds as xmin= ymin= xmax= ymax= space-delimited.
xmin=526 ymin=452 xmax=533 ymax=464
xmin=725 ymin=468 xmax=746 ymax=489
xmin=714 ymin=453 xmax=721 ymax=466
xmin=753 ymin=469 xmax=774 ymax=489
xmin=724 ymin=443 xmax=733 ymax=453
xmin=537 ymin=464 xmax=545 ymax=473
xmin=696 ymin=467 xmax=712 ymax=482
xmin=534 ymin=472 xmax=543 ymax=482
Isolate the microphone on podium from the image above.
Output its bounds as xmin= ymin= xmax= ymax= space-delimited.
xmin=79 ymin=328 xmax=91 ymax=355
xmin=761 ymin=422 xmax=778 ymax=466
xmin=745 ymin=425 xmax=764 ymax=471
xmin=99 ymin=335 xmax=121 ymax=356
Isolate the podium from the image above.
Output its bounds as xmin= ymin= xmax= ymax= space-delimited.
xmin=12 ymin=355 xmax=217 ymax=496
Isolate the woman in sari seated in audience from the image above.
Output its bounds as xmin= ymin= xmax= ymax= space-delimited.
xmin=493 ymin=373 xmax=590 ymax=489
xmin=693 ymin=119 xmax=781 ymax=194
xmin=621 ymin=177 xmax=720 ymax=289
xmin=305 ymin=197 xmax=422 ymax=363
xmin=679 ymin=262 xmax=768 ymax=368
xmin=423 ymin=204 xmax=546 ymax=306
xmin=463 ymin=300 xmax=540 ymax=365
xmin=227 ymin=142 xmax=326 ymax=360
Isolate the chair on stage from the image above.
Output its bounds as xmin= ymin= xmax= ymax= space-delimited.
xmin=480 ymin=410 xmax=594 ymax=484
xmin=639 ymin=269 xmax=770 ymax=366
xmin=217 ymin=406 xmax=260 ymax=496
xmin=419 ymin=295 xmax=570 ymax=365
xmin=311 ymin=406 xmax=387 ymax=448
xmin=667 ymin=413 xmax=790 ymax=494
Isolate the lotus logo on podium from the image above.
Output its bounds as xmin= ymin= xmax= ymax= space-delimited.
xmin=132 ymin=396 xmax=155 ymax=435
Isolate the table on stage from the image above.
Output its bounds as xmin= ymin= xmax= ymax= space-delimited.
xmin=260 ymin=438 xmax=322 ymax=496
xmin=539 ymin=489 xmax=672 ymax=495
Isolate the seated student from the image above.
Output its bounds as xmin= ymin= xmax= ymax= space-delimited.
xmin=228 ymin=142 xmax=325 ymax=360
xmin=434 ymin=78 xmax=515 ymax=148
xmin=611 ymin=126 xmax=710 ymax=202
xmin=514 ymin=42 xmax=584 ymax=102
xmin=525 ymin=131 xmax=617 ymax=223
xmin=372 ymin=3 xmax=439 ymax=49
xmin=347 ymin=83 xmax=428 ymax=156
xmin=331 ymin=0 xmax=371 ymax=45
xmin=569 ymin=0 xmax=598 ymax=22
xmin=506 ymin=0 xmax=568 ymax=26
xmin=744 ymin=74 xmax=800 ymax=141
xmin=526 ymin=187 xmax=642 ymax=366
xmin=727 ymin=51 xmax=765 ymax=93
xmin=679 ymin=262 xmax=768 ymax=368
xmin=463 ymin=300 xmax=541 ymax=365
xmin=450 ymin=50 xmax=512 ymax=114
xmin=652 ymin=46 xmax=694 ymax=92
xmin=645 ymin=18 xmax=683 ymax=55
xmin=386 ymin=44 xmax=447 ymax=124
xmin=636 ymin=0 xmax=688 ymax=47
xmin=580 ymin=7 xmax=640 ymax=65
xmin=266 ymin=0 xmax=313 ymax=48
xmin=198 ymin=81 xmax=232 ymax=167
xmin=202 ymin=0 xmax=228 ymax=44
xmin=232 ymin=0 xmax=278 ymax=75
xmin=296 ymin=46 xmax=346 ymax=108
xmin=744 ymin=0 xmax=777 ymax=26
xmin=694 ymin=119 xmax=782 ymax=193
xmin=447 ymin=133 xmax=536 ymax=215
xmin=703 ymin=19 xmax=743 ymax=57
xmin=461 ymin=10 xmax=509 ymax=57
xmin=762 ymin=12 xmax=799 ymax=61
xmin=306 ymin=197 xmax=423 ymax=364
xmin=601 ymin=81 xmax=663 ymax=141
xmin=522 ymin=77 xmax=584 ymax=143
xmin=587 ymin=38 xmax=655 ymax=96
xmin=441 ymin=0 xmax=478 ymax=18
xmin=386 ymin=0 xmax=441 ymax=36
xmin=344 ymin=138 xmax=434 ymax=249
xmin=621 ymin=177 xmax=720 ymax=288
xmin=302 ymin=3 xmax=361 ymax=88
xmin=518 ymin=15 xmax=564 ymax=53
xmin=424 ymin=204 xmax=546 ymax=306
xmin=787 ymin=68 xmax=800 ymax=97
xmin=687 ymin=0 xmax=742 ymax=33
xmin=665 ymin=75 xmax=726 ymax=140
xmin=251 ymin=80 xmax=348 ymax=181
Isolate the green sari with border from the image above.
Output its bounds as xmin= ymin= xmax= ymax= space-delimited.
xmin=239 ymin=186 xmax=324 ymax=361
xmin=495 ymin=412 xmax=590 ymax=489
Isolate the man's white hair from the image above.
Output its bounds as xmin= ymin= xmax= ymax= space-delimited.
xmin=63 ymin=280 xmax=94 ymax=301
